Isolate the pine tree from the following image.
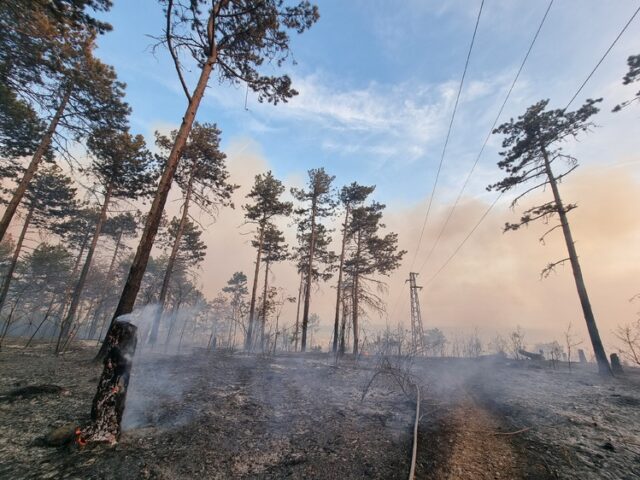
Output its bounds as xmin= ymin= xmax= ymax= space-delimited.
xmin=343 ymin=202 xmax=405 ymax=356
xmin=148 ymin=217 xmax=207 ymax=344
xmin=291 ymin=168 xmax=336 ymax=351
xmin=0 ymin=5 xmax=129 ymax=242
xmin=243 ymin=171 xmax=292 ymax=350
xmin=222 ymin=272 xmax=248 ymax=348
xmin=256 ymin=223 xmax=289 ymax=350
xmin=488 ymin=98 xmax=612 ymax=375
xmin=59 ymin=128 xmax=154 ymax=353
xmin=0 ymin=166 xmax=78 ymax=322
xmin=110 ymin=0 xmax=319 ymax=335
xmin=613 ymin=54 xmax=639 ymax=111
xmin=146 ymin=123 xmax=236 ymax=345
xmin=331 ymin=182 xmax=375 ymax=353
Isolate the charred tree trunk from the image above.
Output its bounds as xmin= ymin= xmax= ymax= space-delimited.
xmin=301 ymin=199 xmax=318 ymax=352
xmin=149 ymin=173 xmax=194 ymax=345
xmin=77 ymin=321 xmax=137 ymax=445
xmin=98 ymin=54 xmax=216 ymax=361
xmin=332 ymin=206 xmax=350 ymax=353
xmin=246 ymin=226 xmax=264 ymax=351
xmin=0 ymin=88 xmax=71 ymax=243
xmin=260 ymin=259 xmax=270 ymax=351
xmin=540 ymin=144 xmax=611 ymax=375
xmin=294 ymin=272 xmax=303 ymax=352
xmin=57 ymin=183 xmax=112 ymax=354
xmin=0 ymin=204 xmax=33 ymax=317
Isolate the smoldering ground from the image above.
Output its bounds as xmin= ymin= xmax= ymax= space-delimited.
xmin=2 ymin=338 xmax=640 ymax=479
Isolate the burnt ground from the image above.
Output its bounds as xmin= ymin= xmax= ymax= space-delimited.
xmin=1 ymin=342 xmax=640 ymax=479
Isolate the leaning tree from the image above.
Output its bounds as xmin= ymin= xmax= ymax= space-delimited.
xmin=0 ymin=165 xmax=78 ymax=320
xmin=0 ymin=1 xmax=128 ymax=242
xmin=109 ymin=0 xmax=319 ymax=338
xmin=146 ymin=122 xmax=236 ymax=346
xmin=58 ymin=128 xmax=155 ymax=354
xmin=488 ymin=98 xmax=612 ymax=375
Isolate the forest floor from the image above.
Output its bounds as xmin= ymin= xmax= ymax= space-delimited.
xmin=0 ymin=340 xmax=639 ymax=479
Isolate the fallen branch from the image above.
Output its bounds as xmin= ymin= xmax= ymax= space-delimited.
xmin=493 ymin=426 xmax=531 ymax=436
xmin=408 ymin=382 xmax=421 ymax=480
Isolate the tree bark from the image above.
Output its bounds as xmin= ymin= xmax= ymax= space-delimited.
xmin=294 ymin=272 xmax=303 ymax=352
xmin=88 ymin=229 xmax=124 ymax=339
xmin=260 ymin=259 xmax=270 ymax=351
xmin=98 ymin=55 xmax=216 ymax=361
xmin=301 ymin=199 xmax=318 ymax=352
xmin=332 ymin=206 xmax=350 ymax=353
xmin=246 ymin=226 xmax=264 ymax=351
xmin=57 ymin=182 xmax=112 ymax=354
xmin=540 ymin=144 xmax=611 ymax=375
xmin=0 ymin=88 xmax=71 ymax=243
xmin=352 ymin=233 xmax=362 ymax=356
xmin=148 ymin=172 xmax=194 ymax=345
xmin=0 ymin=204 xmax=33 ymax=316
xmin=77 ymin=321 xmax=137 ymax=445
xmin=339 ymin=294 xmax=347 ymax=355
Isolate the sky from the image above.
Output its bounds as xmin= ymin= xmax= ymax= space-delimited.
xmin=88 ymin=0 xmax=640 ymax=353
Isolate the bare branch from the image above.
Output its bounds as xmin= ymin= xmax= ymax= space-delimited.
xmin=540 ymin=257 xmax=570 ymax=279
xmin=166 ymin=0 xmax=192 ymax=103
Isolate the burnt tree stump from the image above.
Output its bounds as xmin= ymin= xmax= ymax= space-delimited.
xmin=77 ymin=321 xmax=137 ymax=446
xmin=578 ymin=349 xmax=588 ymax=363
xmin=610 ymin=353 xmax=624 ymax=375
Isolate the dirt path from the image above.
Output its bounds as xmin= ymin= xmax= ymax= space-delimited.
xmin=416 ymin=390 xmax=522 ymax=480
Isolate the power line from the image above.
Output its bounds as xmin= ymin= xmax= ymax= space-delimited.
xmin=417 ymin=0 xmax=554 ymax=275
xmin=407 ymin=0 xmax=485 ymax=271
xmin=565 ymin=4 xmax=640 ymax=110
xmin=388 ymin=0 xmax=485 ymax=323
xmin=422 ymin=3 xmax=640 ymax=288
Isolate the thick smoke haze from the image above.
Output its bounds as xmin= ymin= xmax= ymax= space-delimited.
xmin=177 ymin=138 xmax=640 ymax=354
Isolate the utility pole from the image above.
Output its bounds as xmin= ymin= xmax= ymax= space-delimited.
xmin=407 ymin=272 xmax=425 ymax=354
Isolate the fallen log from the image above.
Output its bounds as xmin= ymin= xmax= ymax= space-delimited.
xmin=77 ymin=320 xmax=137 ymax=446
xmin=518 ymin=349 xmax=544 ymax=361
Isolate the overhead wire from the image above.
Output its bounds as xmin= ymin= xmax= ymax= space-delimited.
xmin=387 ymin=0 xmax=485 ymax=323
xmin=422 ymin=3 xmax=640 ymax=288
xmin=417 ymin=0 xmax=555 ymax=275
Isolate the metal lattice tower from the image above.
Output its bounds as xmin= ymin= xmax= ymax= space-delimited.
xmin=407 ymin=272 xmax=425 ymax=354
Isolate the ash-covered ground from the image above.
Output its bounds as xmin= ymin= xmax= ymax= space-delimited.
xmin=1 ymin=341 xmax=639 ymax=479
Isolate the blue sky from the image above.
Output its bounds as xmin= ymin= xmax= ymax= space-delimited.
xmin=94 ymin=0 xmax=640 ymax=208
xmin=87 ymin=1 xmax=640 ymax=346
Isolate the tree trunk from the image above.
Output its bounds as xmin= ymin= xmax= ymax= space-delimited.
xmin=98 ymin=55 xmax=216 ymax=361
xmin=332 ymin=206 xmax=350 ymax=353
xmin=0 ymin=204 xmax=33 ymax=316
xmin=260 ymin=259 xmax=270 ymax=351
xmin=246 ymin=226 xmax=264 ymax=351
xmin=301 ymin=199 xmax=318 ymax=352
xmin=88 ymin=230 xmax=124 ymax=339
xmin=148 ymin=173 xmax=194 ymax=345
xmin=77 ymin=321 xmax=137 ymax=445
xmin=294 ymin=272 xmax=303 ymax=352
xmin=57 ymin=183 xmax=112 ymax=354
xmin=339 ymin=293 xmax=347 ymax=355
xmin=352 ymin=233 xmax=362 ymax=356
xmin=0 ymin=88 xmax=71 ymax=243
xmin=540 ymin=144 xmax=611 ymax=375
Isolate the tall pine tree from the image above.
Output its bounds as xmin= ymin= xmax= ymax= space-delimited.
xmin=489 ymin=98 xmax=611 ymax=375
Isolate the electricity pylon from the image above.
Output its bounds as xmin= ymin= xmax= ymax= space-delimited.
xmin=407 ymin=272 xmax=425 ymax=354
